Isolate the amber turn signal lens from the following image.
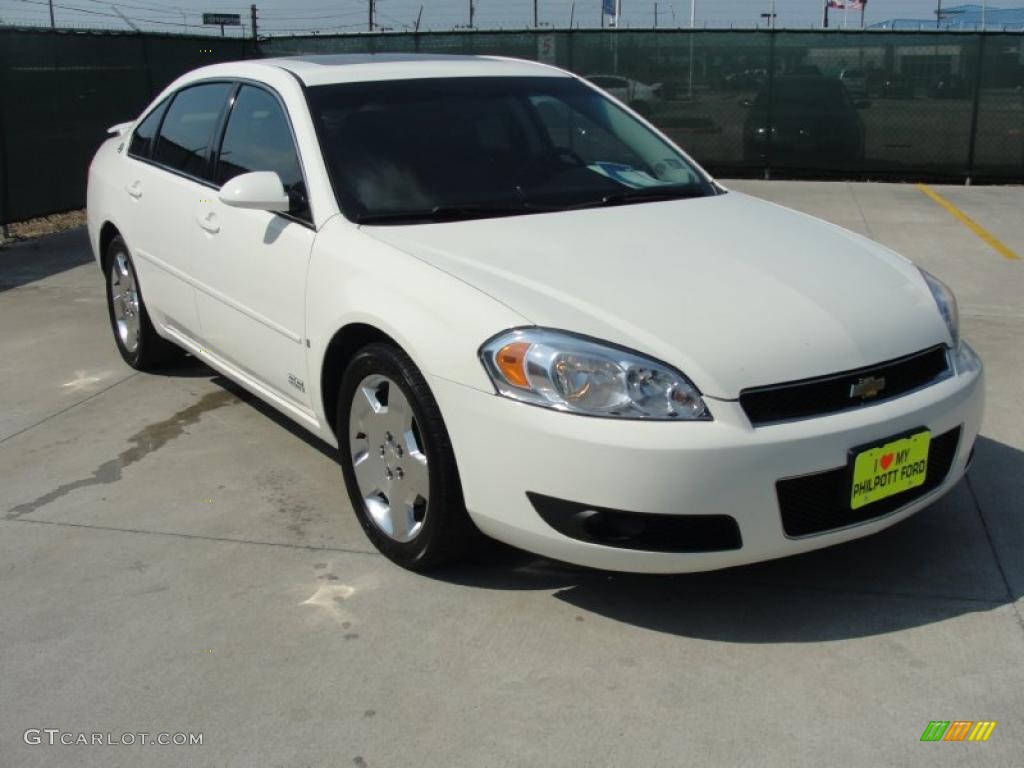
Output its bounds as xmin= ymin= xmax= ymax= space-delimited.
xmin=496 ymin=342 xmax=531 ymax=388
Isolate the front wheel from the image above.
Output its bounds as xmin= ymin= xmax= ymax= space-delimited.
xmin=337 ymin=342 xmax=479 ymax=570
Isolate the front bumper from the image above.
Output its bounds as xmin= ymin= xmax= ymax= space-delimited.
xmin=430 ymin=345 xmax=984 ymax=574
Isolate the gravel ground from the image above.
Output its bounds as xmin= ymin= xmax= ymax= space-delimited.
xmin=1 ymin=210 xmax=86 ymax=246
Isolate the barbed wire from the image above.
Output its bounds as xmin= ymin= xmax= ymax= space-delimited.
xmin=1 ymin=0 xmax=1012 ymax=36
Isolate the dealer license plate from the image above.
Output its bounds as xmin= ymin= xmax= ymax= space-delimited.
xmin=850 ymin=431 xmax=931 ymax=510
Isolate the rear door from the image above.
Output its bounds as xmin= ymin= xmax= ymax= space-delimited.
xmin=122 ymin=82 xmax=233 ymax=337
xmin=191 ymin=82 xmax=315 ymax=407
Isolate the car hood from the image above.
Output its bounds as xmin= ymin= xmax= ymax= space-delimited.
xmin=362 ymin=191 xmax=948 ymax=399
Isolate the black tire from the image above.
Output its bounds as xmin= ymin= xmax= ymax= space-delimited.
xmin=337 ymin=342 xmax=479 ymax=571
xmin=103 ymin=235 xmax=182 ymax=370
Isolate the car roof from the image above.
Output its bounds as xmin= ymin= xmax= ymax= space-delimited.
xmin=239 ymin=53 xmax=569 ymax=87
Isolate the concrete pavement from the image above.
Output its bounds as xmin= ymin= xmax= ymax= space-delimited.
xmin=1 ymin=181 xmax=1022 ymax=767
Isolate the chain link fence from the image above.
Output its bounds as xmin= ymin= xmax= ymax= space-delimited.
xmin=1 ymin=27 xmax=1022 ymax=225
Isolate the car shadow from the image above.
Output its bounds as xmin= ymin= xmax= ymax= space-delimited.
xmin=429 ymin=435 xmax=1021 ymax=643
xmin=189 ymin=353 xmax=1020 ymax=643
xmin=147 ymin=354 xmax=225 ymax=379
xmin=203 ymin=367 xmax=340 ymax=462
xmin=0 ymin=227 xmax=93 ymax=292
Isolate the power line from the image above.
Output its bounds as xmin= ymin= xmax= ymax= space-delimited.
xmin=12 ymin=0 xmax=210 ymax=27
xmin=76 ymin=0 xmax=186 ymax=14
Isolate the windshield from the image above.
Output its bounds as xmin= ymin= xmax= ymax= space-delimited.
xmin=306 ymin=76 xmax=715 ymax=224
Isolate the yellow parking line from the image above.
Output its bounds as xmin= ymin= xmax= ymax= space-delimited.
xmin=916 ymin=183 xmax=1019 ymax=261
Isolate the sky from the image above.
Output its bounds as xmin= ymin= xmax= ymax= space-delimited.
xmin=0 ymin=1 xmax=994 ymax=36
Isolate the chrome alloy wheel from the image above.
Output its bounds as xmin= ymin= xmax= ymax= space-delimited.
xmin=349 ymin=374 xmax=430 ymax=542
xmin=109 ymin=251 xmax=141 ymax=354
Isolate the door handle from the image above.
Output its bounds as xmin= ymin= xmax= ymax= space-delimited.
xmin=196 ymin=211 xmax=220 ymax=234
xmin=125 ymin=181 xmax=142 ymax=199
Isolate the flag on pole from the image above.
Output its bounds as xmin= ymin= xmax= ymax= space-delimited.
xmin=827 ymin=0 xmax=866 ymax=9
xmin=602 ymin=0 xmax=616 ymax=16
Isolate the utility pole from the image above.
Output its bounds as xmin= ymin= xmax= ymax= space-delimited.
xmin=48 ymin=0 xmax=55 ymax=28
xmin=415 ymin=4 xmax=423 ymax=32
xmin=654 ymin=3 xmax=658 ymax=28
xmin=936 ymin=0 xmax=942 ymax=29
xmin=533 ymin=0 xmax=538 ymax=28
xmin=690 ymin=0 xmax=695 ymax=28
xmin=251 ymin=4 xmax=258 ymax=42
xmin=369 ymin=0 xmax=375 ymax=31
xmin=469 ymin=0 xmax=474 ymax=28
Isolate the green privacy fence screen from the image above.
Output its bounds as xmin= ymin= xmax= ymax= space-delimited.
xmin=1 ymin=27 xmax=1022 ymax=224
xmin=0 ymin=28 xmax=251 ymax=224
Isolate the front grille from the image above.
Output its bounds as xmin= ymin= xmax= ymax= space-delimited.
xmin=776 ymin=426 xmax=961 ymax=537
xmin=740 ymin=346 xmax=950 ymax=426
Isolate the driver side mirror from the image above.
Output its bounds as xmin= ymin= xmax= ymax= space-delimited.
xmin=219 ymin=171 xmax=290 ymax=212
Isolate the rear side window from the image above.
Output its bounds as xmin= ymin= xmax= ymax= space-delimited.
xmin=127 ymin=100 xmax=167 ymax=159
xmin=153 ymin=82 xmax=232 ymax=179
xmin=215 ymin=85 xmax=307 ymax=218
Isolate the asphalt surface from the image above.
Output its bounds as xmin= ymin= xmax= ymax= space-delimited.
xmin=1 ymin=181 xmax=1022 ymax=767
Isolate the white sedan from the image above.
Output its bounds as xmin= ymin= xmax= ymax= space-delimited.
xmin=87 ymin=54 xmax=983 ymax=573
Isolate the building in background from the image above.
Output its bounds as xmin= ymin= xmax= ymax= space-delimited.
xmin=869 ymin=3 xmax=1024 ymax=30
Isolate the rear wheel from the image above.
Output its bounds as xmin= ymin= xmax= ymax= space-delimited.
xmin=104 ymin=235 xmax=181 ymax=370
xmin=337 ymin=342 xmax=478 ymax=570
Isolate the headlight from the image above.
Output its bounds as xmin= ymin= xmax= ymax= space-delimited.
xmin=479 ymin=329 xmax=710 ymax=420
xmin=920 ymin=269 xmax=960 ymax=348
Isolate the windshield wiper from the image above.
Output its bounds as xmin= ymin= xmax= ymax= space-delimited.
xmin=564 ymin=185 xmax=708 ymax=211
xmin=355 ymin=203 xmax=539 ymax=224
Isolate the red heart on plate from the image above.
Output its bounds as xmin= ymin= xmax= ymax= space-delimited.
xmin=880 ymin=453 xmax=894 ymax=470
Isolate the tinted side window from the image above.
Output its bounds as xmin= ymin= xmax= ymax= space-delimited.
xmin=127 ymin=100 xmax=167 ymax=159
xmin=216 ymin=85 xmax=307 ymax=218
xmin=153 ymin=82 xmax=232 ymax=179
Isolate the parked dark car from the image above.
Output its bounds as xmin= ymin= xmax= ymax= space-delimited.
xmin=879 ymin=73 xmax=915 ymax=99
xmin=929 ymin=74 xmax=970 ymax=99
xmin=743 ymin=77 xmax=866 ymax=167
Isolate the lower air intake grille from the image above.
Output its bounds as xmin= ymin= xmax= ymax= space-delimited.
xmin=776 ymin=426 xmax=961 ymax=537
xmin=527 ymin=493 xmax=742 ymax=552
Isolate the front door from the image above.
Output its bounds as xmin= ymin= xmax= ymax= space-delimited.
xmin=191 ymin=84 xmax=314 ymax=407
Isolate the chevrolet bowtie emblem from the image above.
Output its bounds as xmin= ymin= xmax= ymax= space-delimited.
xmin=850 ymin=375 xmax=886 ymax=399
